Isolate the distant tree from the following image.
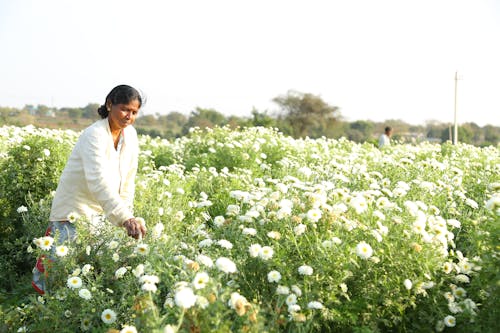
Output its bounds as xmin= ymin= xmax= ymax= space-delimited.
xmin=182 ymin=107 xmax=227 ymax=135
xmin=248 ymin=108 xmax=277 ymax=128
xmin=347 ymin=120 xmax=374 ymax=142
xmin=67 ymin=108 xmax=84 ymax=119
xmin=273 ymin=90 xmax=340 ymax=138
xmin=82 ymin=103 xmax=100 ymax=118
xmin=483 ymin=125 xmax=500 ymax=145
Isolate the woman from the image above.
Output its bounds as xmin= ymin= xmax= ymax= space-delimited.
xmin=32 ymin=84 xmax=147 ymax=294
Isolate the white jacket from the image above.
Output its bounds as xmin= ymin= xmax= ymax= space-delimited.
xmin=49 ymin=118 xmax=139 ymax=226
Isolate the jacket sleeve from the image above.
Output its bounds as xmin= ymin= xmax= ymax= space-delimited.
xmin=79 ymin=128 xmax=134 ymax=226
xmin=120 ymin=132 xmax=139 ymax=211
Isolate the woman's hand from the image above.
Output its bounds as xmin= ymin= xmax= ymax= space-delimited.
xmin=123 ymin=218 xmax=147 ymax=239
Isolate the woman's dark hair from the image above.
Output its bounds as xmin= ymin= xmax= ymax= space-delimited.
xmin=97 ymin=85 xmax=143 ymax=118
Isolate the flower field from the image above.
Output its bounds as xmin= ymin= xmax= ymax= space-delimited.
xmin=1 ymin=124 xmax=499 ymax=333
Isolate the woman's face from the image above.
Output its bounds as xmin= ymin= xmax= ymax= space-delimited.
xmin=107 ymin=99 xmax=140 ymax=131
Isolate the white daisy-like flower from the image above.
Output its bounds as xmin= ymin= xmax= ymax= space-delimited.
xmin=67 ymin=276 xmax=82 ymax=289
xmin=141 ymin=282 xmax=157 ymax=293
xmin=192 ymin=272 xmax=210 ymax=289
xmin=175 ymin=287 xmax=197 ymax=309
xmin=108 ymin=240 xmax=119 ymax=250
xmin=249 ymin=244 xmax=262 ymax=258
xmin=267 ymin=231 xmax=281 ymax=240
xmin=67 ymin=212 xmax=80 ymax=223
xmin=196 ymin=295 xmax=209 ymax=309
xmin=291 ymin=285 xmax=302 ymax=296
xmin=196 ymin=254 xmax=214 ymax=267
xmin=286 ymin=293 xmax=297 ymax=306
xmin=17 ymin=206 xmax=28 ymax=213
xmin=217 ymin=239 xmax=233 ymax=249
xmin=120 ymin=325 xmax=138 ymax=333
xmin=356 ymin=241 xmax=373 ymax=259
xmin=453 ymin=287 xmax=467 ymax=298
xmin=294 ymin=224 xmax=307 ymax=236
xmin=403 ymin=279 xmax=412 ymax=290
xmin=307 ymin=301 xmax=323 ymax=309
xmin=135 ymin=243 xmax=149 ymax=255
xmin=298 ymin=265 xmax=313 ymax=276
xmin=267 ymin=270 xmax=282 ymax=283
xmin=55 ymin=245 xmax=69 ymax=257
xmin=78 ymin=288 xmax=92 ymax=300
xmin=259 ymin=246 xmax=274 ymax=260
xmin=242 ymin=227 xmax=257 ymax=236
xmin=443 ymin=262 xmax=453 ymax=274
xmin=115 ymin=267 xmax=127 ymax=279
xmin=101 ymin=309 xmax=117 ymax=324
xmin=132 ymin=264 xmax=145 ymax=277
xmin=276 ymin=285 xmax=290 ymax=295
xmin=199 ymin=239 xmax=214 ymax=248
xmin=112 ymin=253 xmax=120 ymax=262
xmin=443 ymin=315 xmax=456 ymax=327
xmin=288 ymin=304 xmax=301 ymax=313
xmin=455 ymin=274 xmax=470 ymax=283
xmin=215 ymin=257 xmax=237 ymax=273
xmin=213 ymin=215 xmax=226 ymax=227
xmin=306 ymin=208 xmax=322 ymax=222
xmin=139 ymin=275 xmax=160 ymax=284
xmin=36 ymin=236 xmax=54 ymax=251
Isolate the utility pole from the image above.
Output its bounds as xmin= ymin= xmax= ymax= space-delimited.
xmin=453 ymin=71 xmax=458 ymax=145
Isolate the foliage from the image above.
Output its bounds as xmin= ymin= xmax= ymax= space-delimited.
xmin=0 ymin=125 xmax=499 ymax=332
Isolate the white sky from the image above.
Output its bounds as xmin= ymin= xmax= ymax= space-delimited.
xmin=1 ymin=0 xmax=499 ymax=126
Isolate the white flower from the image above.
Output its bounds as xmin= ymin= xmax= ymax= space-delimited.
xmin=286 ymin=293 xmax=297 ymax=306
xmin=213 ymin=215 xmax=226 ymax=227
xmin=78 ymin=288 xmax=92 ymax=300
xmin=108 ymin=240 xmax=119 ymax=250
xmin=101 ymin=309 xmax=117 ymax=324
xmin=164 ymin=324 xmax=177 ymax=333
xmin=298 ymin=265 xmax=313 ymax=276
xmin=135 ymin=243 xmax=149 ymax=255
xmin=112 ymin=253 xmax=120 ymax=262
xmin=267 ymin=270 xmax=282 ymax=283
xmin=192 ymin=272 xmax=210 ymax=289
xmin=67 ymin=212 xmax=80 ymax=223
xmin=403 ymin=279 xmax=412 ymax=290
xmin=215 ymin=257 xmax=237 ymax=273
xmin=67 ymin=276 xmax=82 ymax=289
xmin=249 ymin=244 xmax=262 ymax=258
xmin=307 ymin=301 xmax=323 ymax=309
xmin=294 ymin=224 xmax=307 ymax=236
xmin=199 ymin=239 xmax=213 ymax=248
xmin=443 ymin=262 xmax=453 ymax=274
xmin=356 ymin=241 xmax=373 ymax=259
xmin=196 ymin=295 xmax=209 ymax=309
xmin=17 ymin=206 xmax=28 ymax=213
xmin=453 ymin=287 xmax=467 ymax=298
xmin=267 ymin=231 xmax=281 ymax=240
xmin=455 ymin=274 xmax=470 ymax=283
xmin=141 ymin=282 xmax=158 ymax=293
xmin=55 ymin=245 xmax=69 ymax=257
xmin=443 ymin=315 xmax=456 ymax=327
xmin=242 ymin=227 xmax=257 ymax=236
xmin=307 ymin=208 xmax=322 ymax=222
xmin=259 ymin=246 xmax=274 ymax=260
xmin=115 ymin=267 xmax=127 ymax=279
xmin=217 ymin=239 xmax=233 ymax=249
xmin=291 ymin=285 xmax=302 ymax=296
xmin=132 ymin=264 xmax=145 ymax=277
xmin=42 ymin=148 xmax=50 ymax=157
xmin=196 ymin=254 xmax=214 ymax=267
xmin=120 ymin=325 xmax=138 ymax=333
xmin=139 ymin=275 xmax=160 ymax=284
xmin=175 ymin=287 xmax=197 ymax=309
xmin=276 ymin=285 xmax=290 ymax=295
xmin=35 ymin=236 xmax=54 ymax=251
xmin=339 ymin=283 xmax=348 ymax=293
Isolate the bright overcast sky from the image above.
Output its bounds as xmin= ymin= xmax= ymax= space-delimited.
xmin=1 ymin=0 xmax=499 ymax=126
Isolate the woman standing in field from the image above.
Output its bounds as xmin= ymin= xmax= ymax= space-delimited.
xmin=32 ymin=84 xmax=147 ymax=294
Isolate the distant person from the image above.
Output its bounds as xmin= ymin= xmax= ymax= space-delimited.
xmin=32 ymin=84 xmax=147 ymax=295
xmin=378 ymin=126 xmax=393 ymax=148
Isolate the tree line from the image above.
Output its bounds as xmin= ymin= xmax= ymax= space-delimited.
xmin=1 ymin=90 xmax=498 ymax=146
